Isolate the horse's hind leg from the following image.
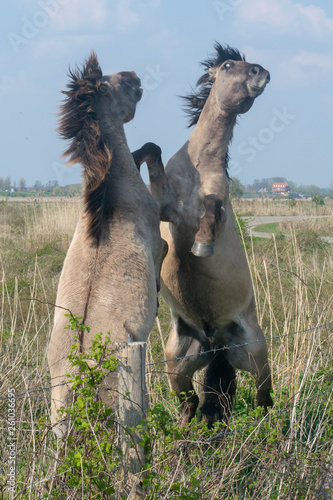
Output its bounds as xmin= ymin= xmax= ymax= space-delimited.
xmin=191 ymin=194 xmax=223 ymax=257
xmin=200 ymin=352 xmax=237 ymax=428
xmin=48 ymin=368 xmax=73 ymax=438
xmin=227 ymin=313 xmax=273 ymax=410
xmin=165 ymin=317 xmax=213 ymax=426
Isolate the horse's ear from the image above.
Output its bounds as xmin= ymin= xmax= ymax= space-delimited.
xmin=97 ymin=81 xmax=111 ymax=95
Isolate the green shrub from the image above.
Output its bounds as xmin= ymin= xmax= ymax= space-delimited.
xmin=312 ymin=194 xmax=325 ymax=206
xmin=54 ymin=314 xmax=119 ymax=498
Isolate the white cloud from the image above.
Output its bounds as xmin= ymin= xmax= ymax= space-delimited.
xmin=295 ymin=3 xmax=333 ymax=36
xmin=294 ymin=51 xmax=333 ymax=71
xmin=277 ymin=50 xmax=333 ymax=88
xmin=47 ymin=0 xmax=160 ymax=34
xmin=49 ymin=0 xmax=109 ymax=31
xmin=237 ymin=0 xmax=333 ymax=39
xmin=30 ymin=34 xmax=111 ymax=60
xmin=116 ymin=0 xmax=140 ymax=33
xmin=115 ymin=0 xmax=161 ymax=33
xmin=30 ymin=38 xmax=69 ymax=60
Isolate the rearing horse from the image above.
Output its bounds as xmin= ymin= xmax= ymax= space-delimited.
xmin=144 ymin=43 xmax=273 ymax=427
xmin=48 ymin=52 xmax=167 ymax=437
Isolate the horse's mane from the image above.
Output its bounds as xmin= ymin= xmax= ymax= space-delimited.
xmin=58 ymin=51 xmax=112 ymax=241
xmin=182 ymin=43 xmax=245 ymax=128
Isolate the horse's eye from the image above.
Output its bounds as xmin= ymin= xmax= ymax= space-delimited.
xmin=224 ymin=62 xmax=232 ymax=70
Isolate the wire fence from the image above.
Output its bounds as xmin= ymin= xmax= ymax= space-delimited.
xmin=0 ymin=320 xmax=332 ymax=402
xmin=146 ymin=321 xmax=333 ymax=367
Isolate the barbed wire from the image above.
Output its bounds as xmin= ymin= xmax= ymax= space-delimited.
xmin=0 ymin=321 xmax=331 ymax=403
xmin=146 ymin=321 xmax=333 ymax=367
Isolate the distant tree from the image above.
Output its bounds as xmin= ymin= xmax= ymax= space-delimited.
xmin=251 ymin=178 xmax=261 ymax=192
xmin=46 ymin=180 xmax=59 ymax=190
xmin=305 ymin=184 xmax=321 ymax=196
xmin=19 ymin=178 xmax=26 ymax=191
xmin=259 ymin=178 xmax=270 ymax=190
xmin=34 ymin=180 xmax=43 ymax=188
xmin=287 ymin=180 xmax=298 ymax=192
xmin=0 ymin=177 xmax=4 ymax=190
xmin=230 ymin=177 xmax=245 ymax=198
xmin=4 ymin=176 xmax=11 ymax=190
xmin=297 ymin=184 xmax=307 ymax=195
xmin=272 ymin=177 xmax=287 ymax=183
xmin=329 ymin=181 xmax=333 ymax=196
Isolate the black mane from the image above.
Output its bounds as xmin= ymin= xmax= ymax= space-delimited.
xmin=182 ymin=43 xmax=245 ymax=128
xmin=58 ymin=51 xmax=112 ymax=241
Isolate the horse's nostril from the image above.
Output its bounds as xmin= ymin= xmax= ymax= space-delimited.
xmin=250 ymin=66 xmax=261 ymax=76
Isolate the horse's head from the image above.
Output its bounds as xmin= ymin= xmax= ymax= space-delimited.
xmin=183 ymin=44 xmax=270 ymax=126
xmin=208 ymin=58 xmax=270 ymax=115
xmin=97 ymin=70 xmax=143 ymax=123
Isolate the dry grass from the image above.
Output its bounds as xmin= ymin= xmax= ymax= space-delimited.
xmin=233 ymin=197 xmax=333 ymax=217
xmin=0 ymin=198 xmax=332 ymax=499
xmin=279 ymin=217 xmax=333 ymax=236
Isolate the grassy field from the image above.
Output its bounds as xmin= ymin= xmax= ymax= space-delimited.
xmin=232 ymin=197 xmax=333 ymax=217
xmin=252 ymin=219 xmax=333 ymax=238
xmin=0 ymin=198 xmax=332 ymax=499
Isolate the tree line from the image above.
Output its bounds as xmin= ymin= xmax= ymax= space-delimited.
xmin=230 ymin=177 xmax=333 ymax=198
xmin=0 ymin=177 xmax=59 ymax=191
xmin=1 ymin=176 xmax=332 ymax=199
xmin=0 ymin=177 xmax=82 ymax=197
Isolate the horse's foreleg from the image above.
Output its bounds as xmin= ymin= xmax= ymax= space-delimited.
xmin=132 ymin=142 xmax=162 ymax=172
xmin=165 ymin=317 xmax=212 ymax=426
xmin=191 ymin=194 xmax=223 ymax=257
xmin=132 ymin=142 xmax=178 ymax=224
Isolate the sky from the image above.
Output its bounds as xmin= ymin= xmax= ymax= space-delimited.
xmin=1 ymin=0 xmax=333 ymax=189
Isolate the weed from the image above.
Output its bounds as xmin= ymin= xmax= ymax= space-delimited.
xmin=53 ymin=315 xmax=119 ymax=498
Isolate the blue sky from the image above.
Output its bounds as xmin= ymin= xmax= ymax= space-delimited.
xmin=1 ymin=0 xmax=332 ymax=188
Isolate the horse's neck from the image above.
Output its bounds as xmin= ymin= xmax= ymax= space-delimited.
xmin=101 ymin=120 xmax=138 ymax=181
xmin=187 ymin=97 xmax=237 ymax=197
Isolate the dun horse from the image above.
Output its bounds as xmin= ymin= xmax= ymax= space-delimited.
xmin=145 ymin=44 xmax=273 ymax=427
xmin=47 ymin=52 xmax=167 ymax=437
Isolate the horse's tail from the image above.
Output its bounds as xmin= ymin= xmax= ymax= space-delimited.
xmin=58 ymin=51 xmax=111 ymax=241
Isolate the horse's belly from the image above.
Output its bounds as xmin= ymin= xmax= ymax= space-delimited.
xmin=160 ymin=223 xmax=253 ymax=329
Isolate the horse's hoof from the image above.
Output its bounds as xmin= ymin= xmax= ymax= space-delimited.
xmin=191 ymin=241 xmax=214 ymax=257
